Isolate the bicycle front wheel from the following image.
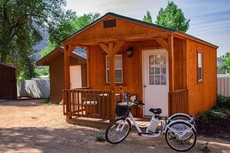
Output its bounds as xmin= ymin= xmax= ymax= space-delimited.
xmin=105 ymin=118 xmax=131 ymax=144
xmin=165 ymin=121 xmax=196 ymax=152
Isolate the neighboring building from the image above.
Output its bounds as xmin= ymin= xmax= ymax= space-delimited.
xmin=0 ymin=62 xmax=17 ymax=99
xmin=36 ymin=47 xmax=87 ymax=104
xmin=61 ymin=12 xmax=218 ymax=119
xmin=217 ymin=57 xmax=227 ymax=75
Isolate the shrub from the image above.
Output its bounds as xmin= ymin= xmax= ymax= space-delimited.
xmin=199 ymin=110 xmax=221 ymax=121
xmin=217 ymin=94 xmax=230 ymax=108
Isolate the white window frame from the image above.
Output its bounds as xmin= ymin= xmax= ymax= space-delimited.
xmin=197 ymin=51 xmax=203 ymax=82
xmin=106 ymin=55 xmax=123 ymax=83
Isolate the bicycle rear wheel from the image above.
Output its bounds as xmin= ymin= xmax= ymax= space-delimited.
xmin=165 ymin=121 xmax=196 ymax=152
xmin=170 ymin=114 xmax=191 ymax=121
xmin=105 ymin=118 xmax=131 ymax=144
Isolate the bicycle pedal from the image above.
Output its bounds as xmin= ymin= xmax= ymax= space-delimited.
xmin=138 ymin=132 xmax=142 ymax=136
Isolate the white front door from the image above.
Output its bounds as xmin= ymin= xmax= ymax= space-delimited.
xmin=143 ymin=49 xmax=169 ymax=116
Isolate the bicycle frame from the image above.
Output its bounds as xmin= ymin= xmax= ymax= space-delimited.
xmin=107 ymin=86 xmax=197 ymax=151
xmin=120 ymin=110 xmax=196 ymax=138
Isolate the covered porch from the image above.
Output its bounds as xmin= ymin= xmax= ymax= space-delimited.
xmin=61 ymin=13 xmax=189 ymax=123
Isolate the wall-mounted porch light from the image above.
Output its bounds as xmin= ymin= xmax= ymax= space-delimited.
xmin=126 ymin=47 xmax=133 ymax=58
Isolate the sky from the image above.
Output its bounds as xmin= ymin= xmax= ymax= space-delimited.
xmin=65 ymin=0 xmax=230 ymax=57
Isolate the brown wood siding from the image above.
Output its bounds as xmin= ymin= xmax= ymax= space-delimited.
xmin=174 ymin=38 xmax=186 ymax=90
xmin=50 ymin=55 xmax=85 ymax=104
xmin=81 ymin=64 xmax=87 ymax=87
xmin=186 ymin=39 xmax=217 ymax=117
xmin=50 ymin=55 xmax=65 ymax=104
xmin=64 ymin=16 xmax=168 ymax=45
xmin=88 ymin=40 xmax=168 ymax=117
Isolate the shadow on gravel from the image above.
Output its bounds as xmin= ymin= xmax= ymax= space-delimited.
xmin=0 ymin=126 xmax=103 ymax=153
xmin=1 ymin=127 xmax=230 ymax=153
xmin=0 ymin=99 xmax=48 ymax=107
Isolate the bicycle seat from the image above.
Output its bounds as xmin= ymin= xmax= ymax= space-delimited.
xmin=149 ymin=108 xmax=162 ymax=114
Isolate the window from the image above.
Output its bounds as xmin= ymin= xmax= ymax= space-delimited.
xmin=197 ymin=51 xmax=203 ymax=82
xmin=149 ymin=54 xmax=167 ymax=85
xmin=106 ymin=55 xmax=123 ymax=83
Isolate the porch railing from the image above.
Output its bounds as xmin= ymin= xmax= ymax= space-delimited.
xmin=62 ymin=88 xmax=115 ymax=120
xmin=169 ymin=88 xmax=188 ymax=115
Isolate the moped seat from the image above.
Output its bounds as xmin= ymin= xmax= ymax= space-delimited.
xmin=149 ymin=108 xmax=162 ymax=114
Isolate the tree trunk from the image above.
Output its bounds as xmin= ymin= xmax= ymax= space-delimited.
xmin=0 ymin=47 xmax=7 ymax=63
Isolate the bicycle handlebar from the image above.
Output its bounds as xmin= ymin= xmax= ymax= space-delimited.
xmin=119 ymin=86 xmax=145 ymax=106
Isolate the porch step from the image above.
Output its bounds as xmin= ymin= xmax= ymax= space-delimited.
xmin=66 ymin=117 xmax=150 ymax=130
xmin=67 ymin=117 xmax=110 ymax=129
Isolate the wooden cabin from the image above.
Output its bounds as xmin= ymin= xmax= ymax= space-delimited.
xmin=36 ymin=46 xmax=87 ymax=104
xmin=0 ymin=62 xmax=17 ymax=99
xmin=61 ymin=12 xmax=218 ymax=122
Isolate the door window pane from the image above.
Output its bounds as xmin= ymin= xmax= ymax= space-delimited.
xmin=149 ymin=54 xmax=167 ymax=85
xmin=155 ymin=66 xmax=160 ymax=74
xmin=155 ymin=75 xmax=161 ymax=85
xmin=161 ymin=65 xmax=166 ymax=74
xmin=149 ymin=75 xmax=154 ymax=84
xmin=161 ymin=75 xmax=166 ymax=85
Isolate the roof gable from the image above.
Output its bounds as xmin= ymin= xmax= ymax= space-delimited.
xmin=36 ymin=47 xmax=86 ymax=66
xmin=0 ymin=62 xmax=16 ymax=69
xmin=62 ymin=12 xmax=176 ymax=45
xmin=61 ymin=12 xmax=217 ymax=48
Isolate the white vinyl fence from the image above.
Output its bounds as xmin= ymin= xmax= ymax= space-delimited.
xmin=217 ymin=76 xmax=230 ymax=97
xmin=17 ymin=79 xmax=50 ymax=98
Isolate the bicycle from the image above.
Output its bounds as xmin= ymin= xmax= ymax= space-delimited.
xmin=105 ymin=86 xmax=197 ymax=152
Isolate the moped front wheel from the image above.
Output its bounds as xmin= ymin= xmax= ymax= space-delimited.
xmin=105 ymin=118 xmax=131 ymax=144
xmin=165 ymin=121 xmax=196 ymax=152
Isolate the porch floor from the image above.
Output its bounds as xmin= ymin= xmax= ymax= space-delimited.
xmin=66 ymin=117 xmax=150 ymax=129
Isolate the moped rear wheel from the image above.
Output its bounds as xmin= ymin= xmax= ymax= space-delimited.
xmin=165 ymin=121 xmax=196 ymax=152
xmin=105 ymin=118 xmax=131 ymax=144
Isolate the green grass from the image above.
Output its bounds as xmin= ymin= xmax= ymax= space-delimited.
xmin=95 ymin=134 xmax=106 ymax=142
xmin=43 ymin=98 xmax=51 ymax=104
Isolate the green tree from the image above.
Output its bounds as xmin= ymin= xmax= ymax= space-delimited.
xmin=155 ymin=1 xmax=190 ymax=32
xmin=36 ymin=12 xmax=100 ymax=77
xmin=0 ymin=0 xmax=68 ymax=79
xmin=41 ymin=12 xmax=100 ymax=57
xmin=220 ymin=52 xmax=230 ymax=73
xmin=143 ymin=10 xmax=153 ymax=23
xmin=49 ymin=12 xmax=101 ymax=47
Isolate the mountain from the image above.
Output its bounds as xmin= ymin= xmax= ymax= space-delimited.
xmin=33 ymin=27 xmax=48 ymax=60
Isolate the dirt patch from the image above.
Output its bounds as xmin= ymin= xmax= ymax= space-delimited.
xmin=0 ymin=99 xmax=230 ymax=153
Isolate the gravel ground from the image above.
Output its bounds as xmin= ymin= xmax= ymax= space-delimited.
xmin=0 ymin=99 xmax=230 ymax=153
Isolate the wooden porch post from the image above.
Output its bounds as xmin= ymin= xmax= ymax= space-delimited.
xmin=86 ymin=47 xmax=91 ymax=87
xmin=98 ymin=41 xmax=125 ymax=120
xmin=155 ymin=36 xmax=175 ymax=115
xmin=108 ymin=43 xmax=115 ymax=91
xmin=168 ymin=35 xmax=175 ymax=115
xmin=168 ymin=35 xmax=175 ymax=92
xmin=64 ymin=45 xmax=76 ymax=89
xmin=64 ymin=45 xmax=76 ymax=119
